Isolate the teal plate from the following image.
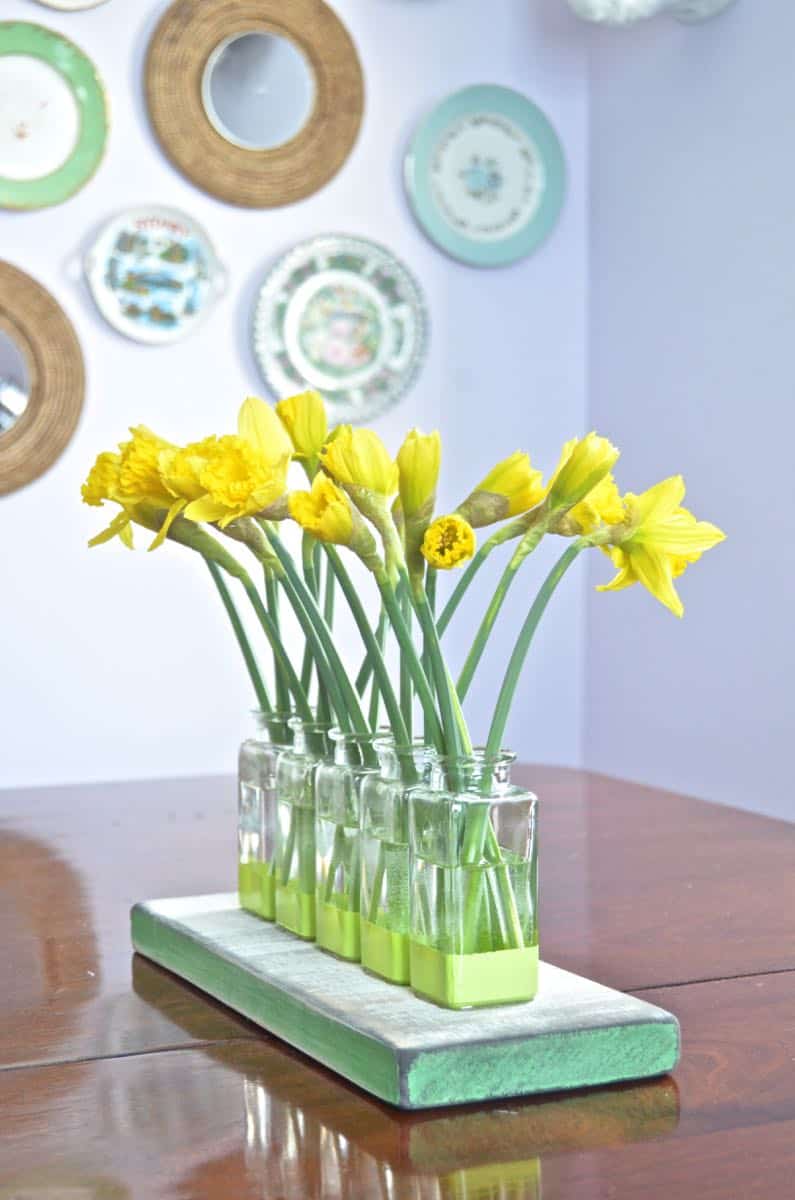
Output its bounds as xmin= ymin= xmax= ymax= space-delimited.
xmin=405 ymin=84 xmax=566 ymax=268
xmin=0 ymin=22 xmax=109 ymax=210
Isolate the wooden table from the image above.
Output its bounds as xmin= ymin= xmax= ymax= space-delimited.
xmin=1 ymin=766 xmax=793 ymax=1198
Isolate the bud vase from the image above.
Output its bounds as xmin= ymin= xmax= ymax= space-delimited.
xmin=314 ymin=730 xmax=379 ymax=962
xmin=274 ymin=719 xmax=331 ymax=940
xmin=408 ymin=754 xmax=538 ymax=1009
xmin=238 ymin=712 xmax=293 ymax=920
xmin=360 ymin=738 xmax=435 ymax=985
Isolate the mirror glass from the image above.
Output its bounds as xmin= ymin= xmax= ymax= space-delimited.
xmin=0 ymin=329 xmax=30 ymax=436
xmin=202 ymin=33 xmax=315 ymax=151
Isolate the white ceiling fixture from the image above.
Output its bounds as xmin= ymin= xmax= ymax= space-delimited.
xmin=566 ymin=0 xmax=737 ymax=25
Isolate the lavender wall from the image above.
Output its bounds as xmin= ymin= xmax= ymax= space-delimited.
xmin=0 ymin=0 xmax=590 ymax=787
xmin=584 ymin=0 xmax=794 ymax=818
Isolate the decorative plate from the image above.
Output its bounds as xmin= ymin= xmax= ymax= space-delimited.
xmin=405 ymin=85 xmax=566 ymax=268
xmin=253 ymin=235 xmax=428 ymax=423
xmin=0 ymin=22 xmax=109 ymax=211
xmin=84 ymin=207 xmax=227 ymax=346
xmin=33 ymin=1 xmax=110 ymax=10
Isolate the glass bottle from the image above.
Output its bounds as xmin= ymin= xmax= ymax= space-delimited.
xmin=360 ymin=738 xmax=435 ymax=985
xmin=408 ymin=753 xmax=538 ymax=1009
xmin=238 ymin=711 xmax=293 ymax=920
xmin=274 ymin=718 xmax=331 ymax=940
xmin=314 ymin=730 xmax=378 ymax=962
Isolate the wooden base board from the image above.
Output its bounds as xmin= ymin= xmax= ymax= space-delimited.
xmin=131 ymin=894 xmax=680 ymax=1111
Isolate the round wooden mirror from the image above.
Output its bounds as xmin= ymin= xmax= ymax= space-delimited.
xmin=0 ymin=262 xmax=84 ymax=496
xmin=145 ymin=0 xmax=364 ymax=208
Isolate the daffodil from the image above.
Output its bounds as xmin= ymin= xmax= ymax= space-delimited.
xmin=457 ymin=452 xmax=545 ymax=528
xmin=183 ymin=435 xmax=290 ymax=529
xmin=545 ymin=433 xmax=619 ymax=513
xmin=396 ymin=429 xmax=441 ymax=520
xmin=81 ymin=451 xmax=123 ymax=508
xmin=276 ymin=390 xmax=328 ymax=462
xmin=421 ymin=514 xmax=476 ymax=570
xmin=82 ymin=431 xmax=184 ymax=551
xmin=597 ymin=476 xmax=725 ymax=617
xmin=289 ymin=475 xmax=354 ymax=545
xmin=552 ymin=471 xmax=626 ymax=536
xmin=319 ymin=425 xmax=399 ymax=497
xmin=289 ymin=474 xmax=381 ymax=569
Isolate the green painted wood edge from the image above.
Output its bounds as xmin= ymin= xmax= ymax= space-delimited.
xmin=404 ymin=1016 xmax=680 ymax=1109
xmin=130 ymin=903 xmax=400 ymax=1106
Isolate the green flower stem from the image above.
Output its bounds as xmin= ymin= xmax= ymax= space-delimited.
xmin=154 ymin=516 xmax=312 ymax=721
xmin=300 ymin=533 xmax=319 ymax=696
xmin=267 ymin=533 xmax=373 ymax=753
xmin=406 ymin=571 xmax=470 ymax=775
xmin=265 ymin=570 xmax=292 ymax=715
xmin=205 ymin=559 xmax=271 ymax=715
xmin=485 ymin=539 xmax=587 ymax=761
xmin=316 ymin=551 xmax=336 ymax=725
xmin=375 ymin=572 xmax=445 ymax=755
xmin=238 ymin=576 xmax=313 ymax=722
xmin=400 ymin=580 xmax=413 ymax=741
xmin=323 ymin=545 xmax=409 ymax=748
xmin=355 ymin=607 xmax=386 ymax=697
xmin=437 ymin=516 xmax=533 ymax=637
xmin=456 ymin=522 xmax=548 ymax=702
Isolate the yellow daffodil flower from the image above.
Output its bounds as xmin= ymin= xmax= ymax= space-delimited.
xmin=183 ymin=435 xmax=290 ymax=529
xmin=396 ymin=429 xmax=441 ymax=519
xmin=421 ymin=514 xmax=476 ymax=570
xmin=546 ymin=433 xmax=620 ymax=513
xmin=81 ymin=451 xmax=123 ymax=508
xmin=553 ymin=471 xmax=626 ymax=536
xmin=276 ymin=390 xmax=328 ymax=461
xmin=319 ymin=425 xmax=399 ymax=497
xmin=457 ymin=451 xmax=545 ymax=528
xmin=289 ymin=475 xmax=354 ymax=545
xmin=597 ymin=476 xmax=725 ymax=617
xmin=82 ymin=432 xmax=182 ymax=551
xmin=238 ymin=395 xmax=294 ymax=464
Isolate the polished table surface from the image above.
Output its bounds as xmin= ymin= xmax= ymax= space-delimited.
xmin=1 ymin=766 xmax=794 ymax=1198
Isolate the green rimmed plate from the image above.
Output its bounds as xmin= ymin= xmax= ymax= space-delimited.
xmin=405 ymin=85 xmax=566 ymax=268
xmin=0 ymin=22 xmax=109 ymax=211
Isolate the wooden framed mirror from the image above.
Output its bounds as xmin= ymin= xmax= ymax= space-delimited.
xmin=145 ymin=0 xmax=364 ymax=208
xmin=0 ymin=262 xmax=84 ymax=496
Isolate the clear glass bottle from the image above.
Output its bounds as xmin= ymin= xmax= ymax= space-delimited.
xmin=314 ymin=730 xmax=378 ymax=962
xmin=360 ymin=738 xmax=435 ymax=985
xmin=408 ymin=753 xmax=538 ymax=1009
xmin=238 ymin=711 xmax=293 ymax=920
xmin=274 ymin=718 xmax=331 ymax=940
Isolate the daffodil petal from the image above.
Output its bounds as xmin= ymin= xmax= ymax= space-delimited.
xmin=238 ymin=396 xmax=293 ymax=464
xmin=88 ymin=511 xmax=131 ymax=548
xmin=147 ymin=498 xmax=188 ymax=552
xmin=633 ymin=476 xmax=686 ymax=525
xmin=640 ymin=515 xmax=726 ymax=556
xmin=184 ymin=495 xmax=230 ymax=524
xmin=630 ymin=542 xmax=684 ymax=618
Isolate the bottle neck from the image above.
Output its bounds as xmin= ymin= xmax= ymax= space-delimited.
xmin=376 ymin=738 xmax=435 ymax=786
xmin=290 ymin=720 xmax=332 ymax=759
xmin=330 ymin=729 xmax=378 ymax=768
xmin=433 ymin=751 xmax=516 ymax=796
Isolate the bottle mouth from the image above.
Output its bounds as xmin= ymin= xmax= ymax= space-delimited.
xmin=329 ymin=727 xmax=377 ymax=745
xmin=436 ymin=748 xmax=517 ymax=767
xmin=288 ymin=715 xmax=333 ymax=735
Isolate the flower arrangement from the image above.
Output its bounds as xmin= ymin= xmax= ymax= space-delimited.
xmin=82 ymin=392 xmax=724 ymax=1007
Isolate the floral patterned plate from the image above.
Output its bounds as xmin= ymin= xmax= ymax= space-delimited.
xmin=0 ymin=22 xmax=108 ymax=210
xmin=253 ymin=235 xmax=428 ymax=423
xmin=405 ymin=85 xmax=566 ymax=268
xmin=84 ymin=206 xmax=227 ymax=345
